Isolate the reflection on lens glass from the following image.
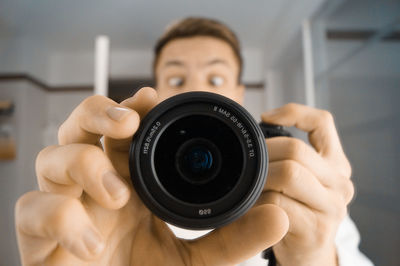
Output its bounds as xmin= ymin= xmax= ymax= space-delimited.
xmin=185 ymin=147 xmax=212 ymax=172
xmin=176 ymin=138 xmax=221 ymax=185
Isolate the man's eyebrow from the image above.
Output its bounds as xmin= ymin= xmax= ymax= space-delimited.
xmin=163 ymin=60 xmax=185 ymax=68
xmin=206 ymin=58 xmax=229 ymax=66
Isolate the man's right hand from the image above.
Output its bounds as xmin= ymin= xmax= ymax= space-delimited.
xmin=15 ymin=87 xmax=288 ymax=266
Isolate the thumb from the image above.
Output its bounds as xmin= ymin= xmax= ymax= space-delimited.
xmin=186 ymin=204 xmax=289 ymax=265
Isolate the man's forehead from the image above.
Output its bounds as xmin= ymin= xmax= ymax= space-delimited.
xmin=158 ymin=37 xmax=238 ymax=67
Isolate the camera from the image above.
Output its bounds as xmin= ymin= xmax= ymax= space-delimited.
xmin=129 ymin=91 xmax=290 ymax=230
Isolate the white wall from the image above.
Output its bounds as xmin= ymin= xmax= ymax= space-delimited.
xmin=46 ymin=47 xmax=265 ymax=85
xmin=0 ymin=36 xmax=21 ymax=73
xmin=44 ymin=91 xmax=92 ymax=146
xmin=0 ymin=81 xmax=47 ymax=266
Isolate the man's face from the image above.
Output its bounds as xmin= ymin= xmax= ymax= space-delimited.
xmin=155 ymin=36 xmax=245 ymax=104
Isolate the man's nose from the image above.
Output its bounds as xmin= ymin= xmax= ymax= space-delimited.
xmin=185 ymin=75 xmax=210 ymax=93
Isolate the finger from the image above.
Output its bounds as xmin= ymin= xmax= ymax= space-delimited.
xmin=36 ymin=144 xmax=130 ymax=209
xmin=186 ymin=204 xmax=289 ymax=265
xmin=58 ymin=94 xmax=140 ymax=145
xmin=256 ymin=192 xmax=314 ymax=237
xmin=266 ymin=137 xmax=334 ymax=186
xmin=332 ymin=175 xmax=355 ymax=205
xmin=120 ymin=87 xmax=159 ymax=119
xmin=15 ymin=191 xmax=105 ymax=264
xmin=261 ymin=103 xmax=345 ymax=161
xmin=105 ymin=87 xmax=159 ymax=177
xmin=105 ymin=87 xmax=159 ymax=152
xmin=265 ymin=160 xmax=331 ymax=211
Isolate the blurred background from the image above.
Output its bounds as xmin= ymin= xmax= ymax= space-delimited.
xmin=0 ymin=0 xmax=399 ymax=265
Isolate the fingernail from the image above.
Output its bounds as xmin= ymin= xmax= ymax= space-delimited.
xmin=102 ymin=171 xmax=129 ymax=200
xmin=106 ymin=106 xmax=132 ymax=121
xmin=83 ymin=228 xmax=104 ymax=255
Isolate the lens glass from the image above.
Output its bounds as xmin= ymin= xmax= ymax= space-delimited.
xmin=154 ymin=115 xmax=243 ymax=204
xmin=176 ymin=138 xmax=221 ymax=185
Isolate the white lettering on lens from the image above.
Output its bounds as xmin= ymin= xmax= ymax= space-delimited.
xmin=211 ymin=105 xmax=255 ymax=158
xmin=198 ymin=208 xmax=212 ymax=216
xmin=218 ymin=107 xmax=230 ymax=118
xmin=143 ymin=121 xmax=161 ymax=155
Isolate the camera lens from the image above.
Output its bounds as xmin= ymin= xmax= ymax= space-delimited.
xmin=129 ymin=92 xmax=268 ymax=229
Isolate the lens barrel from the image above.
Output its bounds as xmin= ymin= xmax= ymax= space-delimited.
xmin=129 ymin=91 xmax=268 ymax=229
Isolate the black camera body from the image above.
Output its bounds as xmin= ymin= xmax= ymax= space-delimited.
xmin=129 ymin=91 xmax=290 ymax=230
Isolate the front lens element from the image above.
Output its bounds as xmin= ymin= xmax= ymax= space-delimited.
xmin=176 ymin=138 xmax=221 ymax=185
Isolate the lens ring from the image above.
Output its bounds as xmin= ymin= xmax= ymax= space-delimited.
xmin=129 ymin=91 xmax=268 ymax=229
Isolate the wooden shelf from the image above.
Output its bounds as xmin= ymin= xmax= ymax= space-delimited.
xmin=0 ymin=100 xmax=14 ymax=115
xmin=0 ymin=138 xmax=16 ymax=160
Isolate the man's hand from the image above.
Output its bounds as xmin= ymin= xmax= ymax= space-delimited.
xmin=15 ymin=87 xmax=289 ymax=266
xmin=259 ymin=103 xmax=354 ymax=266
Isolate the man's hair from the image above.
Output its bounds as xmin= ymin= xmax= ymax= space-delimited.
xmin=153 ymin=17 xmax=243 ymax=84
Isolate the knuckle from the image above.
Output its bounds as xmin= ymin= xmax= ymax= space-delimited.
xmin=75 ymin=145 xmax=104 ymax=166
xmin=49 ymin=198 xmax=82 ymax=231
xmin=15 ymin=191 xmax=41 ymax=227
xmin=286 ymin=138 xmax=306 ymax=160
xmin=319 ymin=110 xmax=334 ymax=124
xmin=283 ymin=103 xmax=299 ymax=114
xmin=342 ymin=178 xmax=355 ymax=204
xmin=15 ymin=192 xmax=33 ymax=217
xmin=281 ymin=160 xmax=301 ymax=185
xmin=81 ymin=95 xmax=106 ymax=110
xmin=35 ymin=145 xmax=58 ymax=173
xmin=70 ymin=145 xmax=106 ymax=178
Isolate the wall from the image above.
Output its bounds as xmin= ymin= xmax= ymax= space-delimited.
xmin=315 ymin=35 xmax=400 ymax=265
xmin=324 ymin=76 xmax=400 ymax=266
xmin=0 ymin=81 xmax=47 ymax=266
xmin=264 ymin=33 xmax=309 ymax=141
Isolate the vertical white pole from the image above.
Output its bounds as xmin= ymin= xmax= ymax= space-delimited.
xmin=94 ymin=35 xmax=110 ymax=96
xmin=301 ymin=20 xmax=315 ymax=107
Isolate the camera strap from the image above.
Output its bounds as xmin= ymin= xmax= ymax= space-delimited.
xmin=262 ymin=246 xmax=277 ymax=266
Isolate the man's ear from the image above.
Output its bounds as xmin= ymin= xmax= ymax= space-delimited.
xmin=234 ymin=83 xmax=245 ymax=105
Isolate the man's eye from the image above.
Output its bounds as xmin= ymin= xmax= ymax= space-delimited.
xmin=209 ymin=76 xmax=224 ymax=87
xmin=168 ymin=77 xmax=184 ymax=87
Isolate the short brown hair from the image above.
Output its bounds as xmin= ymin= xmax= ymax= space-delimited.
xmin=153 ymin=17 xmax=243 ymax=84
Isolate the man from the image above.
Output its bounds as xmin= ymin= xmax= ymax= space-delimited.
xmin=15 ymin=17 xmax=372 ymax=265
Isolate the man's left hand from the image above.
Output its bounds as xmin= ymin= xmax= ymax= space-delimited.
xmin=258 ymin=103 xmax=354 ymax=266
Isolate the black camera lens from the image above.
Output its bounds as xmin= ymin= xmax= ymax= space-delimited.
xmin=129 ymin=92 xmax=268 ymax=229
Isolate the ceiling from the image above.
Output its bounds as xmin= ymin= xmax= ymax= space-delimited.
xmin=0 ymin=0 xmax=325 ymax=53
